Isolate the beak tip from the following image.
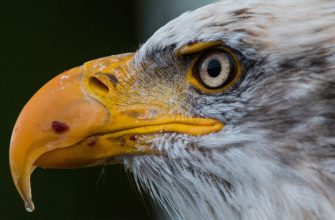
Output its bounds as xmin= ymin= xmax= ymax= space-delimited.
xmin=24 ymin=200 xmax=35 ymax=212
xmin=11 ymin=166 xmax=35 ymax=212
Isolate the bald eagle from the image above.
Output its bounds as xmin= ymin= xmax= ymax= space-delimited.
xmin=9 ymin=0 xmax=335 ymax=219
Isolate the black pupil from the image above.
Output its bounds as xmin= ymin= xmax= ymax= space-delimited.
xmin=207 ymin=59 xmax=222 ymax=77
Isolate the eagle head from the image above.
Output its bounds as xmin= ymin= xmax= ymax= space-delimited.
xmin=9 ymin=0 xmax=335 ymax=219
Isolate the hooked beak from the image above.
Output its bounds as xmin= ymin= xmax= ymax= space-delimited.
xmin=9 ymin=53 xmax=223 ymax=212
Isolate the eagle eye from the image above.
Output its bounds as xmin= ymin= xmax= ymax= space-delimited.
xmin=188 ymin=48 xmax=241 ymax=93
xmin=197 ymin=51 xmax=234 ymax=89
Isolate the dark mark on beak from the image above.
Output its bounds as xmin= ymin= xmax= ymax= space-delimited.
xmin=105 ymin=73 xmax=118 ymax=86
xmin=51 ymin=121 xmax=69 ymax=133
xmin=130 ymin=135 xmax=137 ymax=141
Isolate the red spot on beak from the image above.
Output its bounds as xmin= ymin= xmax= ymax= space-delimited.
xmin=51 ymin=121 xmax=69 ymax=134
xmin=129 ymin=135 xmax=136 ymax=141
xmin=87 ymin=137 xmax=97 ymax=146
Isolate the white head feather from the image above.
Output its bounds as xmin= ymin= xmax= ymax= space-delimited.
xmin=124 ymin=1 xmax=335 ymax=219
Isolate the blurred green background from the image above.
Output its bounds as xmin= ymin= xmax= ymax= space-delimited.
xmin=0 ymin=0 xmax=212 ymax=219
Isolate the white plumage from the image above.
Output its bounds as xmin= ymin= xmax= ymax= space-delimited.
xmin=124 ymin=1 xmax=335 ymax=219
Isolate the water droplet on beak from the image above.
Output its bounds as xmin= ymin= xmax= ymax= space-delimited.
xmin=25 ymin=201 xmax=35 ymax=212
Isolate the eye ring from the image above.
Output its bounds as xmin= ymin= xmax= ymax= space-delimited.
xmin=187 ymin=48 xmax=242 ymax=93
xmin=195 ymin=50 xmax=236 ymax=89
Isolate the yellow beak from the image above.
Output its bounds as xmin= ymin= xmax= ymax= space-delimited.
xmin=9 ymin=53 xmax=223 ymax=211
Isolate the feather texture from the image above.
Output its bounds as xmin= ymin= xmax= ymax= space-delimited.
xmin=123 ymin=1 xmax=335 ymax=219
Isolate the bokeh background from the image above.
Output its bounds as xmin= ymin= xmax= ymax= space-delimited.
xmin=0 ymin=0 xmax=213 ymax=219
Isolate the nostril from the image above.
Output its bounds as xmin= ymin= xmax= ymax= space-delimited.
xmin=88 ymin=77 xmax=109 ymax=95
